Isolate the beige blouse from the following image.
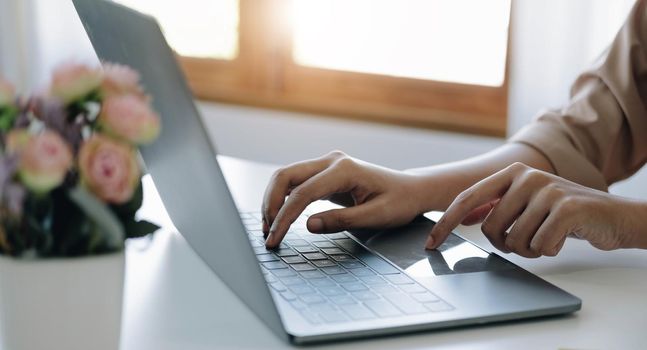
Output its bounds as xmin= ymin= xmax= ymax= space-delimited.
xmin=510 ymin=0 xmax=647 ymax=191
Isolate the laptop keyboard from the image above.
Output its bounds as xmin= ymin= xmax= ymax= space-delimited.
xmin=240 ymin=212 xmax=454 ymax=324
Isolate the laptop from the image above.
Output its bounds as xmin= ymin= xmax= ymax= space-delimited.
xmin=73 ymin=0 xmax=581 ymax=345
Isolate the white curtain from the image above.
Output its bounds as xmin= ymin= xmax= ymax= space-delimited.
xmin=507 ymin=0 xmax=636 ymax=134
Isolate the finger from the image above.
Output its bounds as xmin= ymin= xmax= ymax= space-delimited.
xmin=261 ymin=157 xmax=331 ymax=233
xmin=307 ymin=198 xmax=389 ymax=233
xmin=461 ymin=200 xmax=499 ymax=226
xmin=426 ymin=166 xmax=517 ymax=249
xmin=505 ymin=191 xmax=552 ymax=257
xmin=530 ymin=211 xmax=570 ymax=256
xmin=266 ymin=165 xmax=354 ymax=248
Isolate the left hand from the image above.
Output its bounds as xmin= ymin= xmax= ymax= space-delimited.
xmin=425 ymin=162 xmax=646 ymax=257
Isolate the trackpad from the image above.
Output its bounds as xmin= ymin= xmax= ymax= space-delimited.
xmin=349 ymin=216 xmax=514 ymax=277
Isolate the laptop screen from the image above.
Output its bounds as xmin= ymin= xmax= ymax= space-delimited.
xmin=72 ymin=0 xmax=287 ymax=340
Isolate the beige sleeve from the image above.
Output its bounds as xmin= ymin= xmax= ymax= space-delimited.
xmin=509 ymin=0 xmax=647 ymax=191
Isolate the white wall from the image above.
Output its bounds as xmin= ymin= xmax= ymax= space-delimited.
xmin=0 ymin=0 xmax=645 ymax=198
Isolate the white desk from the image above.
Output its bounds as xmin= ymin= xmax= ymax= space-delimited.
xmin=123 ymin=156 xmax=647 ymax=349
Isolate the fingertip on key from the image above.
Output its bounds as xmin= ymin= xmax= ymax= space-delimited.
xmin=424 ymin=235 xmax=435 ymax=250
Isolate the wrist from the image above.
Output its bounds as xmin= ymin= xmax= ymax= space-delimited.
xmin=405 ymin=171 xmax=465 ymax=214
xmin=619 ymin=199 xmax=647 ymax=249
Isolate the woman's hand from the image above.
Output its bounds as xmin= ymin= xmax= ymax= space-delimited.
xmin=262 ymin=151 xmax=427 ymax=248
xmin=426 ymin=162 xmax=647 ymax=257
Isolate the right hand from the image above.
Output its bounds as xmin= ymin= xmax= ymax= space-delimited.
xmin=262 ymin=151 xmax=427 ymax=248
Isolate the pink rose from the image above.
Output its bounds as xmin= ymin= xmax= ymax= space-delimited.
xmin=78 ymin=135 xmax=140 ymax=204
xmin=14 ymin=130 xmax=73 ymax=193
xmin=0 ymin=77 xmax=15 ymax=106
xmin=50 ymin=63 xmax=102 ymax=104
xmin=99 ymin=95 xmax=160 ymax=145
xmin=100 ymin=63 xmax=145 ymax=99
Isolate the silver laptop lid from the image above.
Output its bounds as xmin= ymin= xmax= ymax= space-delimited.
xmin=72 ymin=0 xmax=288 ymax=341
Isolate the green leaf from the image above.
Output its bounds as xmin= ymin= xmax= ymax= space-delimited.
xmin=0 ymin=106 xmax=17 ymax=132
xmin=67 ymin=187 xmax=125 ymax=250
xmin=124 ymin=219 xmax=160 ymax=239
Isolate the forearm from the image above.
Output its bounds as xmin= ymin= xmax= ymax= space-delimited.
xmin=407 ymin=143 xmax=554 ymax=212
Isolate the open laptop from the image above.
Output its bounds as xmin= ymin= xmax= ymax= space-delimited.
xmin=73 ymin=0 xmax=581 ymax=345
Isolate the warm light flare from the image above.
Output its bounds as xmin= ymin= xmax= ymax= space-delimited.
xmin=290 ymin=0 xmax=511 ymax=86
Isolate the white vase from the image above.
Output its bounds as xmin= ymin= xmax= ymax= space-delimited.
xmin=0 ymin=251 xmax=125 ymax=350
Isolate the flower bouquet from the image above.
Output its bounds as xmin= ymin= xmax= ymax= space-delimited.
xmin=0 ymin=62 xmax=161 ymax=350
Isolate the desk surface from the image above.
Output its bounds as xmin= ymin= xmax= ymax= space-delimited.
xmin=123 ymin=156 xmax=647 ymax=350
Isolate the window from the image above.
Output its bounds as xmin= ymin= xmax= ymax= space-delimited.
xmin=115 ymin=0 xmax=512 ymax=136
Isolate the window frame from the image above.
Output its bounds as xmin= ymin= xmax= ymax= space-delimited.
xmin=179 ymin=0 xmax=511 ymax=137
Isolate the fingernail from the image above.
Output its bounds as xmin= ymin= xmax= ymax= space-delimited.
xmin=265 ymin=233 xmax=274 ymax=248
xmin=308 ymin=217 xmax=323 ymax=233
xmin=425 ymin=235 xmax=435 ymax=250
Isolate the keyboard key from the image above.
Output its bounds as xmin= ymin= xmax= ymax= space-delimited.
xmin=280 ymin=291 xmax=297 ymax=301
xmin=332 ymin=274 xmax=358 ymax=283
xmin=253 ymin=246 xmax=269 ymax=254
xmin=331 ymin=295 xmax=357 ymax=305
xmin=282 ymin=256 xmax=306 ymax=264
xmin=371 ymin=284 xmax=398 ymax=294
xmin=331 ymin=254 xmax=354 ymax=262
xmin=383 ymin=293 xmax=428 ymax=315
xmin=290 ymin=300 xmax=307 ymax=310
xmin=339 ymin=260 xmax=365 ymax=269
xmin=411 ymin=292 xmax=440 ymax=303
xmin=290 ymin=285 xmax=315 ymax=295
xmin=291 ymin=263 xmax=316 ymax=272
xmin=321 ymin=266 xmax=346 ymax=275
xmin=270 ymin=282 xmax=287 ymax=292
xmin=280 ymin=276 xmax=307 ymax=286
xmin=309 ymin=304 xmax=338 ymax=314
xmin=313 ymin=241 xmax=336 ymax=248
xmin=300 ymin=310 xmax=321 ymax=324
xmin=294 ymin=246 xmax=319 ymax=253
xmin=424 ymin=301 xmax=454 ymax=312
xmin=309 ymin=278 xmax=336 ymax=287
xmin=312 ymin=259 xmax=337 ymax=268
xmin=286 ymin=239 xmax=309 ymax=246
xmin=364 ymin=299 xmax=402 ymax=318
xmin=300 ymin=294 xmax=326 ymax=304
xmin=325 ymin=233 xmax=348 ymax=239
xmin=262 ymin=261 xmax=288 ymax=270
xmin=319 ymin=286 xmax=346 ymax=297
xmin=275 ymin=248 xmax=298 ymax=257
xmin=385 ymin=274 xmax=415 ymax=285
xmin=349 ymin=268 xmax=376 ymax=277
xmin=359 ymin=275 xmax=387 ymax=285
xmin=341 ymin=283 xmax=368 ymax=292
xmin=239 ymin=212 xmax=253 ymax=220
xmin=250 ymin=212 xmax=264 ymax=221
xmin=264 ymin=274 xmax=277 ymax=283
xmin=300 ymin=270 xmax=325 ymax=279
xmin=321 ymin=247 xmax=345 ymax=255
xmin=319 ymin=309 xmax=349 ymax=323
xmin=249 ymin=231 xmax=264 ymax=237
xmin=271 ymin=268 xmax=296 ymax=278
xmin=341 ymin=304 xmax=376 ymax=320
xmin=399 ymin=283 xmax=427 ymax=294
xmin=257 ymin=254 xmax=278 ymax=262
xmin=351 ymin=290 xmax=379 ymax=301
xmin=250 ymin=240 xmax=263 ymax=248
xmin=246 ymin=223 xmax=263 ymax=231
xmin=301 ymin=234 xmax=328 ymax=242
xmin=303 ymin=252 xmax=327 ymax=260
